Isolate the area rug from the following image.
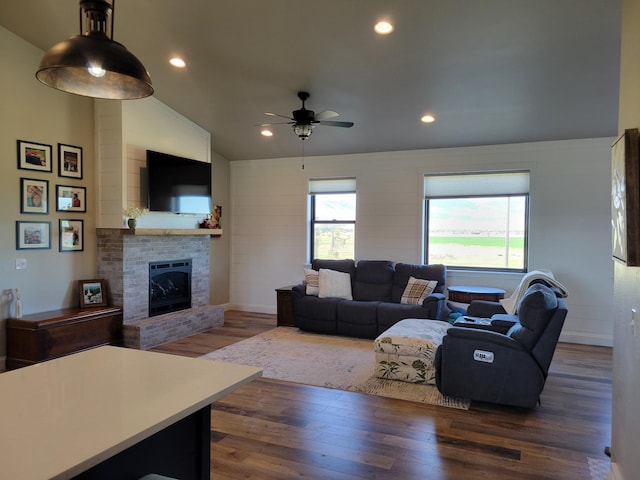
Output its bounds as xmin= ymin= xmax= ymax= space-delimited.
xmin=199 ymin=327 xmax=469 ymax=410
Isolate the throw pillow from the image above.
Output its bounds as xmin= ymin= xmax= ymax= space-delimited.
xmin=401 ymin=276 xmax=438 ymax=305
xmin=318 ymin=268 xmax=353 ymax=300
xmin=303 ymin=268 xmax=319 ymax=296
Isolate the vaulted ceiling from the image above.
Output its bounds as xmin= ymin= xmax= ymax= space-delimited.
xmin=0 ymin=1 xmax=621 ymax=160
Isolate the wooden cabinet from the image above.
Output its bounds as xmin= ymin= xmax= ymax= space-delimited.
xmin=275 ymin=286 xmax=295 ymax=327
xmin=6 ymin=306 xmax=123 ymax=369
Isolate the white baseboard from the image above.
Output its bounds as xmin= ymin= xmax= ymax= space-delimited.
xmin=225 ymin=303 xmax=276 ymax=315
xmin=608 ymin=462 xmax=622 ymax=480
xmin=560 ymin=330 xmax=613 ymax=347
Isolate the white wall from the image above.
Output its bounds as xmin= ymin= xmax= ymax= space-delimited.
xmin=610 ymin=1 xmax=640 ymax=479
xmin=0 ymin=27 xmax=96 ymax=364
xmin=95 ymin=96 xmax=212 ymax=229
xmin=229 ymin=138 xmax=614 ymax=347
xmin=94 ymin=96 xmax=230 ymax=307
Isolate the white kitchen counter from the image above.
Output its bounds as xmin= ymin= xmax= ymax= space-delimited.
xmin=0 ymin=346 xmax=262 ymax=480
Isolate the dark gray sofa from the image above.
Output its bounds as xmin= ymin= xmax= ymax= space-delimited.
xmin=291 ymin=259 xmax=447 ymax=339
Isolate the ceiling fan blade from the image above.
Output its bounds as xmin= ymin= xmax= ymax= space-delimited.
xmin=265 ymin=112 xmax=294 ymax=120
xmin=314 ymin=110 xmax=340 ymax=121
xmin=256 ymin=121 xmax=294 ymax=126
xmin=317 ymin=120 xmax=354 ymax=128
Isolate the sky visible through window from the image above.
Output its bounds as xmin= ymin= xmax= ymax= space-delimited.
xmin=313 ymin=193 xmax=356 ymax=259
xmin=315 ymin=194 xmax=356 ymax=221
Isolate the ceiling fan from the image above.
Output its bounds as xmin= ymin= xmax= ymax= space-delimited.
xmin=260 ymin=91 xmax=354 ymax=140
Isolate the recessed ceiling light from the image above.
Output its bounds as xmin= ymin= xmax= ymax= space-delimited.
xmin=374 ymin=21 xmax=394 ymax=35
xmin=261 ymin=129 xmax=273 ymax=137
xmin=169 ymin=57 xmax=186 ymax=68
xmin=421 ymin=114 xmax=436 ymax=124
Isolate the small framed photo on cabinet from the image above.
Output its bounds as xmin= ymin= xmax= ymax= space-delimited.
xmin=78 ymin=279 xmax=107 ymax=308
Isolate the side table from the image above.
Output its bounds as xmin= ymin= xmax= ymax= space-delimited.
xmin=447 ymin=285 xmax=506 ymax=303
xmin=275 ymin=285 xmax=296 ymax=327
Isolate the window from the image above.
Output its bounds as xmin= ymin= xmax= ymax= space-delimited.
xmin=424 ymin=172 xmax=529 ymax=271
xmin=309 ymin=178 xmax=356 ymax=260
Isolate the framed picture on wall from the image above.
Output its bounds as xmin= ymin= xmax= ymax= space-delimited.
xmin=20 ymin=178 xmax=49 ymax=214
xmin=78 ymin=279 xmax=108 ymax=308
xmin=17 ymin=140 xmax=52 ymax=172
xmin=56 ymin=185 xmax=86 ymax=212
xmin=58 ymin=143 xmax=83 ymax=179
xmin=16 ymin=221 xmax=51 ymax=250
xmin=611 ymin=128 xmax=640 ymax=266
xmin=59 ymin=219 xmax=84 ymax=252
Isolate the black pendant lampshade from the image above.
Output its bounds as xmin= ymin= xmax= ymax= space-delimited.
xmin=36 ymin=0 xmax=153 ymax=100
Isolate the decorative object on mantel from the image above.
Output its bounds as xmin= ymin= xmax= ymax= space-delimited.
xmin=124 ymin=206 xmax=148 ymax=229
xmin=199 ymin=205 xmax=222 ymax=237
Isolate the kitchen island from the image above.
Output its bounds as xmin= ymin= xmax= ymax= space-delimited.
xmin=0 ymin=346 xmax=261 ymax=479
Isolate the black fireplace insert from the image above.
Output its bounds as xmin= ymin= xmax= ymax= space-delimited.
xmin=149 ymin=259 xmax=192 ymax=316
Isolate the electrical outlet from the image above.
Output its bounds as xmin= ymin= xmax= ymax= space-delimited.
xmin=15 ymin=258 xmax=27 ymax=270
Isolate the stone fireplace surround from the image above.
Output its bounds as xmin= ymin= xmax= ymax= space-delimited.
xmin=96 ymin=229 xmax=223 ymax=349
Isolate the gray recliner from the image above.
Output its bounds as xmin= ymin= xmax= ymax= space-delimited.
xmin=434 ymin=283 xmax=567 ymax=408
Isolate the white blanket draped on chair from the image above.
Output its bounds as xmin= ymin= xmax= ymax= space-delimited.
xmin=500 ymin=269 xmax=569 ymax=314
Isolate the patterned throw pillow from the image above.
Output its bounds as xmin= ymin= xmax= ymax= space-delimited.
xmin=318 ymin=268 xmax=353 ymax=300
xmin=303 ymin=268 xmax=319 ymax=296
xmin=401 ymin=276 xmax=438 ymax=305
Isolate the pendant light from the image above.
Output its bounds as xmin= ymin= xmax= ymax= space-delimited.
xmin=36 ymin=0 xmax=153 ymax=100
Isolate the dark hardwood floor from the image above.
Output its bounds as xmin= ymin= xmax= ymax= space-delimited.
xmin=151 ymin=311 xmax=612 ymax=480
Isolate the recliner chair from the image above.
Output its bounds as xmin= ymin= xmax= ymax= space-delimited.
xmin=434 ymin=283 xmax=567 ymax=408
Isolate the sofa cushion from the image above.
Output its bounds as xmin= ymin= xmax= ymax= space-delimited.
xmin=293 ymin=295 xmax=339 ymax=335
xmin=352 ymin=260 xmax=394 ymax=302
xmin=311 ymin=259 xmax=356 ymax=278
xmin=319 ymin=268 xmax=353 ymax=300
xmin=392 ymin=263 xmax=446 ymax=303
xmin=401 ymin=276 xmax=438 ymax=305
xmin=337 ymin=300 xmax=380 ymax=338
xmin=303 ymin=268 xmax=319 ymax=296
xmin=507 ymin=284 xmax=558 ymax=351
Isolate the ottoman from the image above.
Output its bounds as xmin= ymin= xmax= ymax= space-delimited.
xmin=374 ymin=318 xmax=451 ymax=385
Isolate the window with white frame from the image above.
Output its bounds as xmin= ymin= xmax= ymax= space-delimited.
xmin=424 ymin=171 xmax=530 ymax=271
xmin=309 ymin=178 xmax=356 ymax=261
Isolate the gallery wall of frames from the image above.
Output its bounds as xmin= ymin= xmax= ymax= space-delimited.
xmin=16 ymin=139 xmax=86 ymax=253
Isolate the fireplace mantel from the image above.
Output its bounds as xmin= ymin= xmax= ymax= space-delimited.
xmin=104 ymin=228 xmax=222 ymax=237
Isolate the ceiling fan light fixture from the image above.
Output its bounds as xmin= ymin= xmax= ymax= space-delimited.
xmin=36 ymin=0 xmax=153 ymax=100
xmin=293 ymin=123 xmax=314 ymax=140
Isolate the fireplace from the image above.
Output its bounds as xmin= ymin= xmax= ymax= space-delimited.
xmin=149 ymin=259 xmax=192 ymax=317
xmin=97 ymin=229 xmax=223 ymax=349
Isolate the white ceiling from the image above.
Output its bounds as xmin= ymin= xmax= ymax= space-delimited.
xmin=0 ymin=0 xmax=621 ymax=161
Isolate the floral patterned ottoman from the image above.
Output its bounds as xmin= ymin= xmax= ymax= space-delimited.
xmin=374 ymin=318 xmax=451 ymax=385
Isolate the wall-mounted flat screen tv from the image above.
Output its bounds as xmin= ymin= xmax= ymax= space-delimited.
xmin=147 ymin=150 xmax=212 ymax=214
